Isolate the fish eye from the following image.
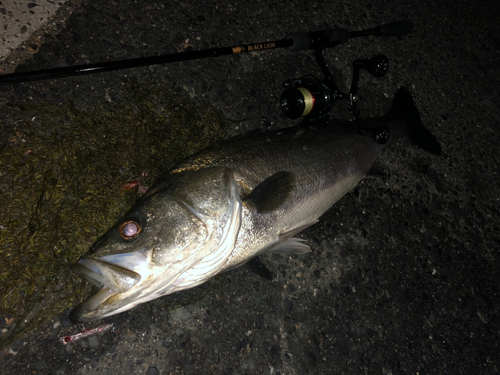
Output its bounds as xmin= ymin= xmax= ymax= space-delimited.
xmin=118 ymin=219 xmax=142 ymax=240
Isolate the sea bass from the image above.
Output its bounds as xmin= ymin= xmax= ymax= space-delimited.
xmin=69 ymin=88 xmax=441 ymax=323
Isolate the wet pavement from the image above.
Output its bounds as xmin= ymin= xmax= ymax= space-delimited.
xmin=0 ymin=0 xmax=499 ymax=374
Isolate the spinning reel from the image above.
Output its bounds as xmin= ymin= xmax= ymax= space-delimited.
xmin=279 ymin=22 xmax=413 ymax=143
xmin=281 ymin=52 xmax=390 ymax=143
xmin=281 ymin=53 xmax=388 ymax=121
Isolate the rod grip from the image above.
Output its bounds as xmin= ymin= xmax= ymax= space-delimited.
xmin=379 ymin=20 xmax=413 ymax=36
xmin=285 ymin=29 xmax=351 ymax=52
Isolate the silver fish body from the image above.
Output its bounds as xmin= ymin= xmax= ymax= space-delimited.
xmin=70 ymin=88 xmax=440 ymax=322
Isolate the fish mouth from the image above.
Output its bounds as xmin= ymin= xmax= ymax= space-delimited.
xmin=69 ymin=254 xmax=146 ymax=323
xmin=71 ymin=258 xmax=142 ymax=294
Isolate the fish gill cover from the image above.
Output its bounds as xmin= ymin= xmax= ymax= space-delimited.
xmin=0 ymin=79 xmax=226 ymax=349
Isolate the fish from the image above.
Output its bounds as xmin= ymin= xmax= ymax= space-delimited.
xmin=69 ymin=87 xmax=441 ymax=323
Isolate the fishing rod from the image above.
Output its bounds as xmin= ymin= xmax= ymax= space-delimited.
xmin=0 ymin=20 xmax=411 ymax=86
xmin=0 ymin=20 xmax=413 ymax=139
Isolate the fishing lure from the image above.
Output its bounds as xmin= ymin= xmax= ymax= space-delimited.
xmin=60 ymin=323 xmax=114 ymax=344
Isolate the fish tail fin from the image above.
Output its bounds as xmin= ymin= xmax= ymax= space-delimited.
xmin=386 ymin=87 xmax=442 ymax=155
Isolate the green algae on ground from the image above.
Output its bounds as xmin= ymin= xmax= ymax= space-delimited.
xmin=0 ymin=83 xmax=226 ymax=349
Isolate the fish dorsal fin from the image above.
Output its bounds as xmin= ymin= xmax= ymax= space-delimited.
xmin=245 ymin=171 xmax=295 ymax=213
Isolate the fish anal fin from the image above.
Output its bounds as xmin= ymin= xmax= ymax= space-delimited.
xmin=244 ymin=171 xmax=295 ymax=213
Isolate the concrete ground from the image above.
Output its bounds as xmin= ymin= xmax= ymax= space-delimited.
xmin=0 ymin=0 xmax=499 ymax=374
xmin=0 ymin=0 xmax=80 ymax=74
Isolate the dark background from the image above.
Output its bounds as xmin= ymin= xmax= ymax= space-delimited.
xmin=1 ymin=0 xmax=499 ymax=374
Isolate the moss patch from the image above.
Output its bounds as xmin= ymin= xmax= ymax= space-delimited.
xmin=0 ymin=81 xmax=226 ymax=348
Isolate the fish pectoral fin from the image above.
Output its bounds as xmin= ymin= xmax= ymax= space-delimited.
xmin=266 ymin=237 xmax=312 ymax=254
xmin=244 ymin=171 xmax=295 ymax=213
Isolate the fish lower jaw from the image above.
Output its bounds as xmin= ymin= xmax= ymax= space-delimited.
xmin=69 ymin=262 xmax=182 ymax=322
xmin=68 ymin=286 xmax=116 ymax=323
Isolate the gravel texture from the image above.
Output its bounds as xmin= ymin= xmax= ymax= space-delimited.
xmin=1 ymin=0 xmax=499 ymax=374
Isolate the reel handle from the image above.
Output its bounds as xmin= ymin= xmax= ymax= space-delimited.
xmin=353 ymin=55 xmax=389 ymax=78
